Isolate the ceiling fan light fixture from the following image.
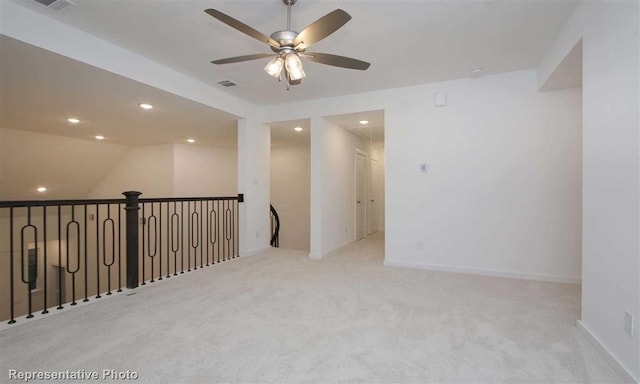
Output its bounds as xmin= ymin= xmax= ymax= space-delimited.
xmin=264 ymin=57 xmax=284 ymax=79
xmin=285 ymin=52 xmax=305 ymax=81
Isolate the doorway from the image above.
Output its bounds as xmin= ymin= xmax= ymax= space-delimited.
xmin=355 ymin=150 xmax=368 ymax=241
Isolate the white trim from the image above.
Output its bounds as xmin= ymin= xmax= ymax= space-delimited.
xmin=239 ymin=246 xmax=271 ymax=258
xmin=383 ymin=259 xmax=581 ymax=284
xmin=308 ymin=241 xmax=355 ymax=260
xmin=354 ymin=147 xmax=369 ymax=242
xmin=576 ymin=320 xmax=638 ymax=383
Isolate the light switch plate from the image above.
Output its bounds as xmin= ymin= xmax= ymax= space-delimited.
xmin=625 ymin=312 xmax=634 ymax=336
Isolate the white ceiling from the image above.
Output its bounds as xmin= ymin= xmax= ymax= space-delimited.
xmin=12 ymin=0 xmax=580 ymax=106
xmin=0 ymin=34 xmax=238 ymax=147
xmin=325 ymin=110 xmax=384 ymax=142
xmin=270 ymin=119 xmax=310 ymax=147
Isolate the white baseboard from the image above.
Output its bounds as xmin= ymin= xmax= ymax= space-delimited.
xmin=576 ymin=320 xmax=638 ymax=383
xmin=308 ymin=241 xmax=355 ymax=260
xmin=239 ymin=246 xmax=271 ymax=258
xmin=383 ymin=259 xmax=581 ymax=284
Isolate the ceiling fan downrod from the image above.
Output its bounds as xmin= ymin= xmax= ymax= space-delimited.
xmin=284 ymin=0 xmax=297 ymax=31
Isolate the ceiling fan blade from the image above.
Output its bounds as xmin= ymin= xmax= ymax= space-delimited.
xmin=205 ymin=9 xmax=280 ymax=49
xmin=293 ymin=9 xmax=351 ymax=51
xmin=211 ymin=53 xmax=276 ymax=65
xmin=303 ymin=52 xmax=370 ymax=70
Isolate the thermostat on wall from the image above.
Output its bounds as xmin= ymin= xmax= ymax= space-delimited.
xmin=434 ymin=92 xmax=447 ymax=107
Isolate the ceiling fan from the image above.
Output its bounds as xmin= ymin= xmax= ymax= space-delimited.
xmin=205 ymin=0 xmax=370 ymax=88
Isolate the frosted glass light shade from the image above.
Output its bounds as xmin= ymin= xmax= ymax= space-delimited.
xmin=264 ymin=57 xmax=284 ymax=79
xmin=285 ymin=53 xmax=305 ymax=81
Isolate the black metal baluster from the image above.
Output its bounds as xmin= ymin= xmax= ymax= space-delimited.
xmin=206 ymin=201 xmax=211 ymax=266
xmin=187 ymin=202 xmax=192 ymax=272
xmin=172 ymin=202 xmax=179 ymax=275
xmin=103 ymin=205 xmax=115 ymax=295
xmin=8 ymin=207 xmax=15 ymax=324
xmin=95 ymin=204 xmax=101 ymax=299
xmin=117 ymin=203 xmax=122 ymax=292
xmin=57 ymin=206 xmax=64 ymax=309
xmin=83 ymin=206 xmax=88 ymax=302
xmin=236 ymin=199 xmax=239 ymax=258
xmin=166 ymin=202 xmax=171 ymax=279
xmin=221 ymin=201 xmax=226 ymax=262
xmin=42 ymin=206 xmax=48 ymax=314
xmin=213 ymin=200 xmax=218 ymax=265
xmin=231 ymin=200 xmax=236 ymax=258
xmin=198 ymin=200 xmax=204 ymax=268
xmin=217 ymin=200 xmax=221 ymax=263
xmin=67 ymin=206 xmax=81 ymax=306
xmin=141 ymin=203 xmax=146 ymax=285
xmin=148 ymin=203 xmax=157 ymax=283
xmin=228 ymin=200 xmax=232 ymax=260
xmin=191 ymin=207 xmax=200 ymax=270
xmin=158 ymin=203 xmax=163 ymax=281
xmin=21 ymin=206 xmax=37 ymax=319
xmin=181 ymin=201 xmax=185 ymax=273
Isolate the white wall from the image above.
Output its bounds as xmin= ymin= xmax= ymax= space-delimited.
xmin=370 ymin=140 xmax=386 ymax=232
xmin=311 ymin=119 xmax=369 ymax=257
xmin=87 ymin=145 xmax=174 ymax=199
xmin=384 ymin=72 xmax=582 ymax=284
xmin=266 ymin=71 xmax=582 ymax=277
xmin=173 ymin=144 xmax=237 ymax=197
xmin=237 ymin=118 xmax=270 ymax=255
xmin=86 ymin=144 xmax=238 ymax=199
xmin=0 ymin=128 xmax=129 ymax=200
xmin=270 ymin=145 xmax=310 ymax=250
xmin=539 ymin=1 xmax=640 ymax=380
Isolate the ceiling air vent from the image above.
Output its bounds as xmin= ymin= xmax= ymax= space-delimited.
xmin=217 ymin=80 xmax=237 ymax=88
xmin=33 ymin=0 xmax=75 ymax=11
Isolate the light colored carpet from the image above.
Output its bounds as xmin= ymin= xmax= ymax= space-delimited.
xmin=0 ymin=233 xmax=624 ymax=383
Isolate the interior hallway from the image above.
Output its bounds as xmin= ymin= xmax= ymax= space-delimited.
xmin=0 ymin=233 xmax=623 ymax=383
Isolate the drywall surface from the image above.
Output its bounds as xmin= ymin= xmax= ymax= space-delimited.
xmin=0 ymin=128 xmax=129 ymax=200
xmin=237 ymin=118 xmax=270 ymax=255
xmin=173 ymin=144 xmax=237 ymax=197
xmin=87 ymin=145 xmax=174 ymax=199
xmin=264 ymin=71 xmax=582 ymax=283
xmin=383 ymin=71 xmax=582 ymax=284
xmin=270 ymin=145 xmax=310 ymax=251
xmin=316 ymin=119 xmax=369 ymax=256
xmin=540 ymin=1 xmax=640 ymax=379
xmin=539 ymin=1 xmax=640 ymax=380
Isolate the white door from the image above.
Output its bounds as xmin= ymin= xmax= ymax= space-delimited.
xmin=368 ymin=158 xmax=378 ymax=235
xmin=355 ymin=152 xmax=367 ymax=241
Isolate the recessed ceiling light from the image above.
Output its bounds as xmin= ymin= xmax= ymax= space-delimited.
xmin=139 ymin=103 xmax=154 ymax=110
xmin=294 ymin=127 xmax=303 ymax=132
xmin=359 ymin=120 xmax=369 ymax=125
xmin=95 ymin=135 xmax=105 ymax=140
xmin=187 ymin=139 xmax=195 ymax=143
xmin=67 ymin=118 xmax=80 ymax=124
xmin=36 ymin=187 xmax=47 ymax=193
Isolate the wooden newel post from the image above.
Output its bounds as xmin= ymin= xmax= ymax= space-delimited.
xmin=123 ymin=191 xmax=142 ymax=289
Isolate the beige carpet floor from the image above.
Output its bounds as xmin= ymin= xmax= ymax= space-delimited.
xmin=0 ymin=233 xmax=624 ymax=383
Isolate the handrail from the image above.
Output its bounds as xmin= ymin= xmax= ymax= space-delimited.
xmin=270 ymin=204 xmax=280 ymax=248
xmin=1 ymin=191 xmax=243 ymax=324
xmin=0 ymin=195 xmax=240 ymax=208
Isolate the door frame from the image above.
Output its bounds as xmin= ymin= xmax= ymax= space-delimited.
xmin=354 ymin=147 xmax=369 ymax=241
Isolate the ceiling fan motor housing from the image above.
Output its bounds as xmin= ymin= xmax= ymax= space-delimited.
xmin=270 ymin=30 xmax=299 ymax=52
